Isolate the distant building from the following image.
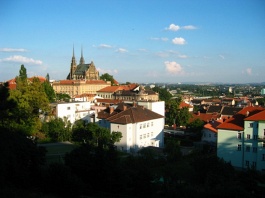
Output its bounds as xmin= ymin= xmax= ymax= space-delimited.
xmin=66 ymin=47 xmax=99 ymax=80
xmin=261 ymin=88 xmax=265 ymax=95
xmin=52 ymin=79 xmax=111 ymax=98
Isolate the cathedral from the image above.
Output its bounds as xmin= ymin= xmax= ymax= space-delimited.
xmin=66 ymin=47 xmax=99 ymax=80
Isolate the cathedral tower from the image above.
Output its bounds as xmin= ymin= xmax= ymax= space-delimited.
xmin=79 ymin=46 xmax=85 ymax=65
xmin=70 ymin=46 xmax=77 ymax=80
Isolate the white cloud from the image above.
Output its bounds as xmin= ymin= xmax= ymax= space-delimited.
xmin=164 ymin=61 xmax=184 ymax=75
xmin=116 ymin=48 xmax=128 ymax=53
xmin=1 ymin=55 xmax=42 ymax=65
xmin=0 ymin=48 xmax=27 ymax=52
xmin=166 ymin=24 xmax=180 ymax=31
xmin=182 ymin=25 xmax=197 ymax=30
xmin=138 ymin=48 xmax=148 ymax=52
xmin=172 ymin=37 xmax=186 ymax=45
xmin=166 ymin=24 xmax=197 ymax=31
xmin=98 ymin=44 xmax=113 ymax=48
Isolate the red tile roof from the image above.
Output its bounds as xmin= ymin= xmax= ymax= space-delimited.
xmin=190 ymin=112 xmax=219 ymax=123
xmin=217 ymin=106 xmax=264 ymax=131
xmin=203 ymin=120 xmax=223 ymax=133
xmin=97 ymin=84 xmax=138 ymax=92
xmin=107 ymin=105 xmax=164 ymax=124
xmin=179 ymin=101 xmax=192 ymax=109
xmin=244 ymin=109 xmax=265 ymax=121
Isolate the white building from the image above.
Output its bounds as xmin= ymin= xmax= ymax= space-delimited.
xmin=217 ymin=106 xmax=265 ymax=171
xmin=201 ymin=120 xmax=222 ymax=145
xmin=56 ymin=101 xmax=95 ymax=124
xmin=97 ymin=103 xmax=165 ymax=153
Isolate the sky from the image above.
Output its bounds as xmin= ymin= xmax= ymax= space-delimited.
xmin=0 ymin=0 xmax=265 ymax=84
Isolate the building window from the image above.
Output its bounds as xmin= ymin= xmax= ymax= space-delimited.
xmin=246 ymin=146 xmax=250 ymax=152
xmin=67 ymin=107 xmax=71 ymax=110
xmin=237 ymin=144 xmax=242 ymax=151
xmin=263 ymin=142 xmax=265 ymax=148
xmin=147 ymin=133 xmax=149 ymax=138
xmin=140 ymin=135 xmax=142 ymax=140
xmin=151 ymin=132 xmax=153 ymax=137
xmin=253 ymin=135 xmax=258 ymax=140
xmin=143 ymin=134 xmax=146 ymax=139
xmin=249 ymin=123 xmax=253 ymax=128
xmin=253 ymin=147 xmax=257 ymax=153
xmin=245 ymin=160 xmax=249 ymax=167
xmin=262 ymin=154 xmax=265 ymax=161
xmin=147 ymin=123 xmax=149 ymax=127
xmin=140 ymin=124 xmax=142 ymax=129
xmin=143 ymin=123 xmax=146 ymax=128
xmin=151 ymin=122 xmax=153 ymax=127
xmin=209 ymin=134 xmax=211 ymax=138
xmin=247 ymin=134 xmax=251 ymax=139
xmin=237 ymin=133 xmax=241 ymax=139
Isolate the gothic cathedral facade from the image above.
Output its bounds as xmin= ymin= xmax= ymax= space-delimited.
xmin=66 ymin=47 xmax=99 ymax=80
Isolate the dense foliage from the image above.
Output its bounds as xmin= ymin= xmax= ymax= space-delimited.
xmin=100 ymin=73 xmax=115 ymax=85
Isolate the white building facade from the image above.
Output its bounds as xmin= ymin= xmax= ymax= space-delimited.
xmin=56 ymin=101 xmax=95 ymax=124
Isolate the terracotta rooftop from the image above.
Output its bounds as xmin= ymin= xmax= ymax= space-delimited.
xmin=244 ymin=109 xmax=265 ymax=121
xmin=97 ymin=84 xmax=138 ymax=92
xmin=190 ymin=112 xmax=220 ymax=123
xmin=106 ymin=105 xmax=164 ymax=124
xmin=217 ymin=106 xmax=264 ymax=131
xmin=203 ymin=120 xmax=223 ymax=133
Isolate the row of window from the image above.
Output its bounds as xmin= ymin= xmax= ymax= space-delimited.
xmin=140 ymin=122 xmax=154 ymax=129
xmin=237 ymin=132 xmax=265 ymax=139
xmin=140 ymin=132 xmax=154 ymax=140
xmin=238 ymin=143 xmax=265 ymax=151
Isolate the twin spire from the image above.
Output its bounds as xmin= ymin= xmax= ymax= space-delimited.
xmin=72 ymin=45 xmax=85 ymax=65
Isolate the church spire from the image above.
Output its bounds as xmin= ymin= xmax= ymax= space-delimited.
xmin=79 ymin=46 xmax=85 ymax=65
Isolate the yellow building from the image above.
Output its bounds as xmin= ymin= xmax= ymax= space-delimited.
xmin=52 ymin=79 xmax=111 ymax=98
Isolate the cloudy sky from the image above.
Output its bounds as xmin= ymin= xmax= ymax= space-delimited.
xmin=0 ymin=0 xmax=264 ymax=83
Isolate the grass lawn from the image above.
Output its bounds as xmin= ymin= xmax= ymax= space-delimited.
xmin=38 ymin=142 xmax=78 ymax=164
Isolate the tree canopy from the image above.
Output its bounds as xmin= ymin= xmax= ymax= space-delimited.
xmin=100 ymin=73 xmax=115 ymax=85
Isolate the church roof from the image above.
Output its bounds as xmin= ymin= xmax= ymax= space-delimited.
xmin=73 ymin=63 xmax=91 ymax=75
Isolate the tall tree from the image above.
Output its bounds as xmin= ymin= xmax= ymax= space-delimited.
xmin=19 ymin=64 xmax=27 ymax=81
xmin=43 ymin=73 xmax=56 ymax=102
xmin=9 ymin=66 xmax=50 ymax=135
xmin=165 ymin=98 xmax=181 ymax=126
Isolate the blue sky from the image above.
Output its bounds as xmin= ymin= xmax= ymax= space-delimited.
xmin=0 ymin=0 xmax=264 ymax=84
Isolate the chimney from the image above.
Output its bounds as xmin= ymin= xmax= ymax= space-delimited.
xmin=123 ymin=105 xmax=127 ymax=111
xmin=109 ymin=106 xmax=114 ymax=114
xmin=245 ymin=111 xmax=249 ymax=117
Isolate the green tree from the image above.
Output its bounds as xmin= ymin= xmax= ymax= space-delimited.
xmin=42 ymin=73 xmax=56 ymax=102
xmin=187 ymin=118 xmax=204 ymax=134
xmin=56 ymin=93 xmax=71 ymax=102
xmin=165 ymin=98 xmax=181 ymax=126
xmin=72 ymin=122 xmax=122 ymax=148
xmin=9 ymin=67 xmax=50 ymax=135
xmin=19 ymin=64 xmax=27 ymax=81
xmin=176 ymin=107 xmax=191 ymax=127
xmin=42 ymin=117 xmax=72 ymax=142
xmin=152 ymin=87 xmax=172 ymax=102
xmin=100 ymin=73 xmax=115 ymax=85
